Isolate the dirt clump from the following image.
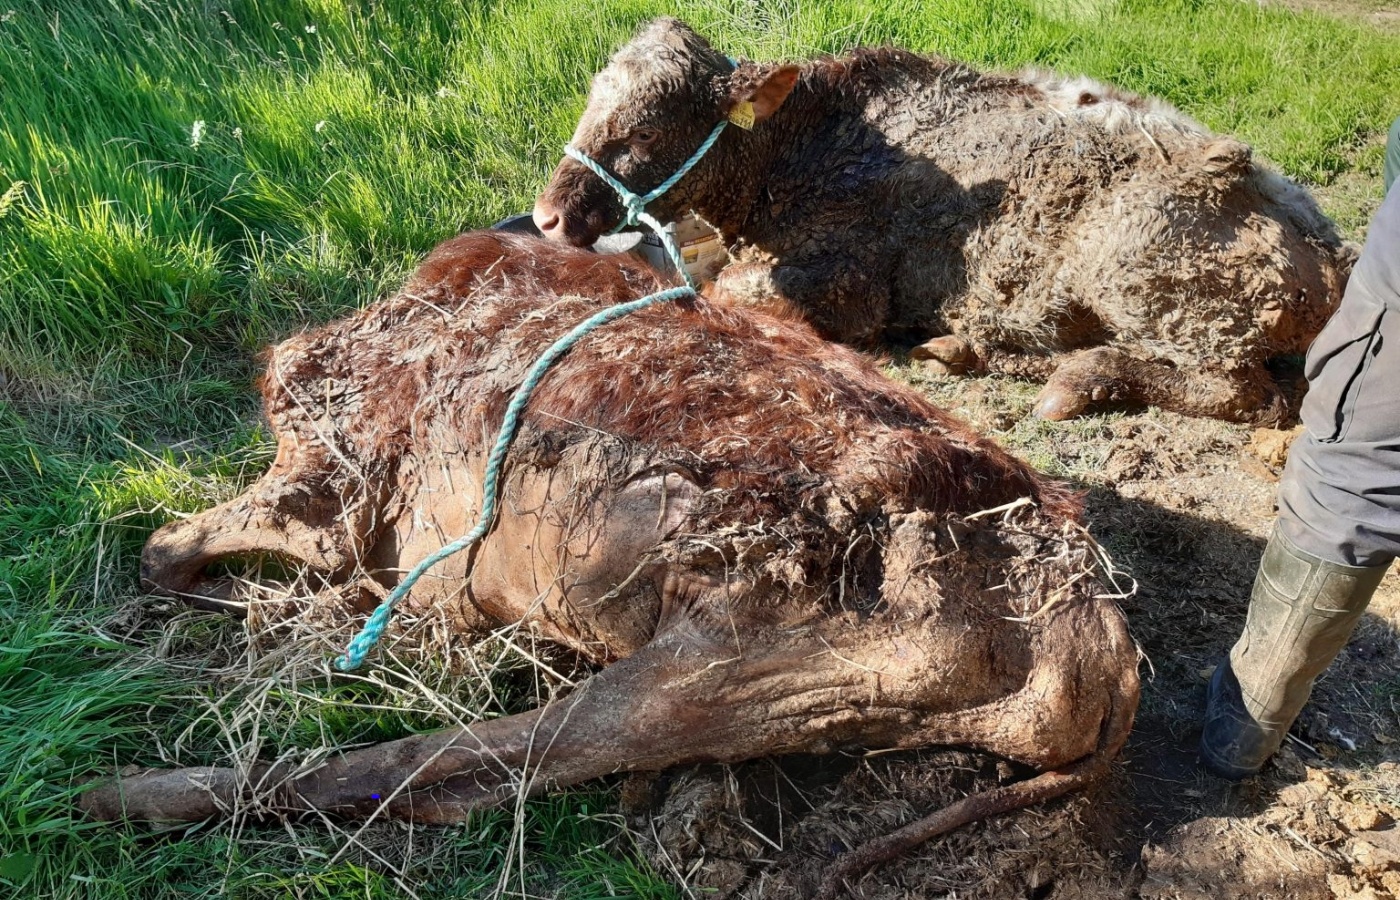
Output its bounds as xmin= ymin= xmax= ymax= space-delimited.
xmin=1246 ymin=424 xmax=1307 ymax=478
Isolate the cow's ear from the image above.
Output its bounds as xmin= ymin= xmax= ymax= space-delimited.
xmin=748 ymin=64 xmax=799 ymax=122
xmin=725 ymin=63 xmax=800 ymax=126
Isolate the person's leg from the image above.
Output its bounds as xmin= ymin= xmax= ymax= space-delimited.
xmin=1279 ymin=185 xmax=1400 ymax=568
xmin=1201 ymin=190 xmax=1400 ymax=778
xmin=1199 ymin=523 xmax=1388 ymax=779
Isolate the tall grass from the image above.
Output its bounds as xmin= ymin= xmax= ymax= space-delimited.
xmin=2 ymin=0 xmax=1396 ymax=363
xmin=2 ymin=0 xmax=1398 ymax=896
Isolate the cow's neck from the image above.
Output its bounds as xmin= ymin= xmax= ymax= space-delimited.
xmin=665 ymin=115 xmax=787 ymax=242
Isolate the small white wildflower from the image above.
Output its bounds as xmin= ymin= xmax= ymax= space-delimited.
xmin=304 ymin=24 xmax=316 ymax=33
xmin=1 ymin=10 xmax=16 ymax=23
xmin=436 ymin=86 xmax=455 ymax=98
xmin=314 ymin=120 xmax=327 ymax=133
xmin=232 ymin=126 xmax=243 ymax=142
xmin=190 ymin=119 xmax=205 ymax=149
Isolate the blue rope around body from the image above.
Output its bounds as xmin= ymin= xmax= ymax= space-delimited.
xmin=335 ymin=285 xmax=695 ymax=670
xmin=334 ymin=119 xmax=732 ymax=671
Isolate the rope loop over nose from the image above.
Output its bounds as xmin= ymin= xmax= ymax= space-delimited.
xmin=564 ymin=119 xmax=729 ymax=247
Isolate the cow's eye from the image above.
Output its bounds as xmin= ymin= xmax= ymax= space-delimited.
xmin=630 ymin=128 xmax=660 ymax=147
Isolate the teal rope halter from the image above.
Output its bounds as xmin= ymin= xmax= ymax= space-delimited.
xmin=563 ymin=121 xmax=727 ymax=277
xmin=335 ymin=117 xmax=731 ymax=671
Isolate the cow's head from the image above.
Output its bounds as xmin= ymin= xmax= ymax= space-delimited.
xmin=533 ymin=18 xmax=799 ymax=246
xmin=140 ymin=325 xmax=404 ymax=613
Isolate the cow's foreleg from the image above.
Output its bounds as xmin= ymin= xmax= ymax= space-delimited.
xmin=706 ymin=259 xmax=819 ymax=332
xmin=1031 ymin=347 xmax=1288 ymax=424
xmin=909 ymin=335 xmax=977 ymax=375
xmin=909 ymin=338 xmax=1066 ymax=383
xmin=708 ymin=256 xmax=891 ymax=346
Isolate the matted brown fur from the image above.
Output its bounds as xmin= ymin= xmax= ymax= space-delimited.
xmin=537 ymin=18 xmax=1355 ymax=425
xmin=87 ymin=232 xmax=1136 ymax=894
xmin=259 ymin=230 xmax=1080 ymax=526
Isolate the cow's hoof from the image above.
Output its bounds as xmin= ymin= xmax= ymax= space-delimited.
xmin=920 ymin=358 xmax=960 ymax=377
xmin=910 ymin=336 xmax=973 ymax=374
xmin=1032 ymin=384 xmax=1092 ymax=421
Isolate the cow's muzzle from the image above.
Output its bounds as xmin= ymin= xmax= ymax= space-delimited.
xmin=140 ymin=495 xmax=349 ymax=614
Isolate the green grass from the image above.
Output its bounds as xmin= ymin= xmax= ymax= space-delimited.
xmin=2 ymin=0 xmax=1399 ymax=896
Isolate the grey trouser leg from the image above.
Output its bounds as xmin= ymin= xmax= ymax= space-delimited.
xmin=1203 ymin=293 xmax=1398 ymax=776
xmin=1202 ymin=149 xmax=1400 ymax=779
xmin=1277 ymin=185 xmax=1400 ymax=569
xmin=1279 ymin=306 xmax=1400 ymax=568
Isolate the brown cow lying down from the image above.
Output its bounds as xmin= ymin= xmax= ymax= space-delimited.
xmin=81 ymin=232 xmax=1139 ymax=895
xmin=533 ymin=18 xmax=1353 ymax=425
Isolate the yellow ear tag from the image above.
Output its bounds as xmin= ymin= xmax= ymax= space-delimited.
xmin=727 ymin=100 xmax=756 ymax=130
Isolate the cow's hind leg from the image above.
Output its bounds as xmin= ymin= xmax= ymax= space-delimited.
xmin=1032 ymin=347 xmax=1288 ymax=424
xmin=80 ymin=574 xmax=880 ymax=824
xmin=813 ymin=661 xmax=1137 ymax=898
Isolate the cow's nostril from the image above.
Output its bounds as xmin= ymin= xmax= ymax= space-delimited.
xmin=533 ymin=204 xmax=562 ymax=236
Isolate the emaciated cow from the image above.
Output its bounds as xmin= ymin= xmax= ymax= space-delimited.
xmin=81 ymin=232 xmax=1139 ymax=895
xmin=534 ymin=18 xmax=1353 ymax=424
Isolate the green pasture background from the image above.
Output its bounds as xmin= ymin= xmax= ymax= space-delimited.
xmin=2 ymin=0 xmax=1398 ymax=896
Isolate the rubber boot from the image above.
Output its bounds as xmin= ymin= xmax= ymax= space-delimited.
xmin=1200 ymin=526 xmax=1387 ymax=780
